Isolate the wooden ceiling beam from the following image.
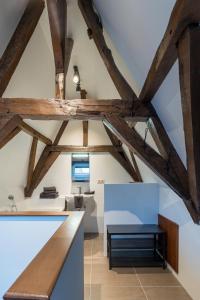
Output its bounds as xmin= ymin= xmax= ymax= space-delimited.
xmin=0 ymin=115 xmax=22 ymax=149
xmin=78 ymin=0 xmax=186 ymax=187
xmin=149 ymin=106 xmax=188 ymax=190
xmin=78 ymin=0 xmax=139 ymax=105
xmin=25 ymin=147 xmax=51 ymax=197
xmin=104 ymin=124 xmax=140 ymax=181
xmin=178 ymin=25 xmax=200 ymax=213
xmin=104 ymin=125 xmax=122 ymax=147
xmin=103 ymin=115 xmax=199 ymax=223
xmin=0 ymin=98 xmax=148 ymax=120
xmin=53 ymin=121 xmax=68 ymax=145
xmin=24 ymin=119 xmax=68 ymax=197
xmin=147 ymin=119 xmax=168 ymax=160
xmin=110 ymin=149 xmax=140 ymax=182
xmin=129 ymin=150 xmax=143 ymax=182
xmin=83 ymin=121 xmax=89 ymax=146
xmin=25 ymin=150 xmax=61 ymax=197
xmin=0 ymin=0 xmax=45 ymax=96
xmin=0 ymin=127 xmax=21 ymax=150
xmin=33 ymin=151 xmax=61 ymax=192
xmin=65 ymin=38 xmax=74 ymax=78
xmin=47 ymin=0 xmax=67 ymax=74
xmin=48 ymin=145 xmax=119 ymax=153
xmin=80 ymin=89 xmax=89 ymax=147
xmin=25 ymin=137 xmax=38 ymax=193
xmin=19 ymin=121 xmax=52 ymax=145
xmin=139 ymin=0 xmax=200 ymax=104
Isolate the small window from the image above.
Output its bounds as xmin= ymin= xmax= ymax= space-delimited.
xmin=72 ymin=153 xmax=90 ymax=182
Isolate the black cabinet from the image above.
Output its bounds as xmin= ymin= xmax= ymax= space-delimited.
xmin=107 ymin=224 xmax=167 ymax=270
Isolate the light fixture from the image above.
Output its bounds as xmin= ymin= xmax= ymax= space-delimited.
xmin=73 ymin=66 xmax=81 ymax=91
xmin=72 ymin=153 xmax=89 ymax=158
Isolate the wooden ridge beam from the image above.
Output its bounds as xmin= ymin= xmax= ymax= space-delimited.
xmin=0 ymin=115 xmax=22 ymax=149
xmin=178 ymin=25 xmax=200 ymax=213
xmin=19 ymin=121 xmax=52 ymax=145
xmin=0 ymin=98 xmax=148 ymax=120
xmin=78 ymin=0 xmax=139 ymax=105
xmin=103 ymin=115 xmax=199 ymax=223
xmin=0 ymin=0 xmax=45 ymax=96
xmin=139 ymin=0 xmax=200 ymax=104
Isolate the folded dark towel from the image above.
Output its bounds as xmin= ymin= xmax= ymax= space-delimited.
xmin=43 ymin=186 xmax=56 ymax=192
xmin=40 ymin=192 xmax=59 ymax=199
xmin=41 ymin=191 xmax=58 ymax=196
xmin=84 ymin=191 xmax=95 ymax=195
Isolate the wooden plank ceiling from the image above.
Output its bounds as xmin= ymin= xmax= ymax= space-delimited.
xmin=0 ymin=0 xmax=200 ymax=223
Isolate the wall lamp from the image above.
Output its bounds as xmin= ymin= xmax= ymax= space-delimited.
xmin=73 ymin=65 xmax=81 ymax=92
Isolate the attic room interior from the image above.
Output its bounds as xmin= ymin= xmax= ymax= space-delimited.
xmin=1 ymin=0 xmax=200 ymax=299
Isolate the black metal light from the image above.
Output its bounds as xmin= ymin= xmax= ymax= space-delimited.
xmin=73 ymin=65 xmax=81 ymax=92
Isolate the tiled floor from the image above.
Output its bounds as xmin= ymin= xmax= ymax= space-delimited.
xmin=84 ymin=234 xmax=192 ymax=300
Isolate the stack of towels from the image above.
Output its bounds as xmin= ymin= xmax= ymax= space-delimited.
xmin=40 ymin=186 xmax=59 ymax=199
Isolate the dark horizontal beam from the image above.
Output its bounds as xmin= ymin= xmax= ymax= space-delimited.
xmin=0 ymin=98 xmax=150 ymax=120
xmin=48 ymin=145 xmax=119 ymax=153
xmin=0 ymin=0 xmax=45 ymax=96
xmin=140 ymin=0 xmax=200 ymax=104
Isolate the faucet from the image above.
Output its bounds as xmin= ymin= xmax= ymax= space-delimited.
xmin=78 ymin=186 xmax=82 ymax=195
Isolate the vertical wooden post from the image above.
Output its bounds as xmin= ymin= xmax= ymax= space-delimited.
xmin=178 ymin=25 xmax=200 ymax=213
xmin=25 ymin=137 xmax=38 ymax=192
xmin=81 ymin=89 xmax=89 ymax=146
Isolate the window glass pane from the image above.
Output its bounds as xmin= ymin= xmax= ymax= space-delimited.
xmin=72 ymin=154 xmax=90 ymax=182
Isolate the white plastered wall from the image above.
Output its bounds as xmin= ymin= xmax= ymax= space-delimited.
xmin=0 ymin=1 xmax=137 ymax=233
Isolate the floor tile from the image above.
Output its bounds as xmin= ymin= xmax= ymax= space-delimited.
xmin=136 ymin=267 xmax=180 ymax=286
xmin=84 ymin=263 xmax=91 ymax=285
xmin=144 ymin=287 xmax=193 ymax=300
xmin=92 ymin=258 xmax=140 ymax=286
xmin=92 ymin=237 xmax=104 ymax=258
xmin=91 ymin=285 xmax=146 ymax=300
xmin=83 ymin=235 xmax=191 ymax=300
xmin=84 ymin=284 xmax=91 ymax=300
xmin=84 ymin=246 xmax=92 ymax=258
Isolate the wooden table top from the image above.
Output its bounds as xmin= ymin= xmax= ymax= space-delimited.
xmin=3 ymin=211 xmax=84 ymax=300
